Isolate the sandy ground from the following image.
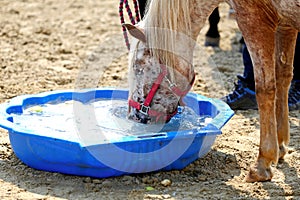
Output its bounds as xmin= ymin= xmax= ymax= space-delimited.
xmin=0 ymin=1 xmax=299 ymax=199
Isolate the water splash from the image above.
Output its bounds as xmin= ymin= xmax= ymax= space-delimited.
xmin=11 ymin=100 xmax=212 ymax=143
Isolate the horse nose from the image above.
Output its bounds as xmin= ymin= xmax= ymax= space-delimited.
xmin=137 ymin=112 xmax=151 ymax=124
xmin=128 ymin=111 xmax=152 ymax=124
xmin=128 ymin=109 xmax=172 ymax=124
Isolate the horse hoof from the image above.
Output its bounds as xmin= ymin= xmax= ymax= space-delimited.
xmin=279 ymin=145 xmax=288 ymax=160
xmin=245 ymin=164 xmax=273 ymax=183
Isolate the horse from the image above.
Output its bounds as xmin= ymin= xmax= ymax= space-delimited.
xmin=123 ymin=0 xmax=299 ymax=182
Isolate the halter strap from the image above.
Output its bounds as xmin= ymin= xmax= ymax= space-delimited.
xmin=128 ymin=64 xmax=195 ymax=122
xmin=119 ymin=0 xmax=141 ymax=50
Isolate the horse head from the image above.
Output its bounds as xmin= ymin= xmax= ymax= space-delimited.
xmin=124 ymin=24 xmax=195 ymax=124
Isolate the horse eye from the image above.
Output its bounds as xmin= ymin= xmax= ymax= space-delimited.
xmin=144 ymin=49 xmax=151 ymax=56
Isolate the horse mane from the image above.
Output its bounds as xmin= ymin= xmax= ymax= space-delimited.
xmin=143 ymin=0 xmax=193 ymax=74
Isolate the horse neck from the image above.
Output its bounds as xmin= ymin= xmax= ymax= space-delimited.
xmin=143 ymin=0 xmax=223 ymax=83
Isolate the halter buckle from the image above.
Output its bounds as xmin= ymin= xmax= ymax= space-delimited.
xmin=140 ymin=104 xmax=150 ymax=115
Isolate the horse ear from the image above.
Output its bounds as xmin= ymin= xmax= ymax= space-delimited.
xmin=122 ymin=24 xmax=146 ymax=43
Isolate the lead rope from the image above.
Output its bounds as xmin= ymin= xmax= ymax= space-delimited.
xmin=119 ymin=0 xmax=141 ymax=50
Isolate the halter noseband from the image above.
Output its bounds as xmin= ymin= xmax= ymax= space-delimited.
xmin=128 ymin=64 xmax=195 ymax=123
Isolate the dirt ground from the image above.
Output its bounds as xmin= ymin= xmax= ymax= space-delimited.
xmin=0 ymin=1 xmax=299 ymax=199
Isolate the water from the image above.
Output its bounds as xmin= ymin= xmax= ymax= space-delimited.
xmin=11 ymin=99 xmax=212 ymax=145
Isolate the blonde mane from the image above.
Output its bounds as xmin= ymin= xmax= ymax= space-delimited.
xmin=143 ymin=0 xmax=193 ymax=73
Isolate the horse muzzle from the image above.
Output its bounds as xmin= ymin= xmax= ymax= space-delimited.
xmin=127 ymin=107 xmax=175 ymax=124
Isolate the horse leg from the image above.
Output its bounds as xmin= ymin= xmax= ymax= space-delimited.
xmin=234 ymin=5 xmax=279 ymax=182
xmin=274 ymin=27 xmax=297 ymax=160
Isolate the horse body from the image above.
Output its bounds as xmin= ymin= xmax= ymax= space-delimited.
xmin=125 ymin=0 xmax=299 ymax=182
xmin=271 ymin=0 xmax=300 ymax=29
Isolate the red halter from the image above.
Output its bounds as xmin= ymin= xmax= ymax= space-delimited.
xmin=128 ymin=64 xmax=195 ymax=122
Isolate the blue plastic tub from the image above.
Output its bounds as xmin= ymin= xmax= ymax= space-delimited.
xmin=0 ymin=88 xmax=234 ymax=178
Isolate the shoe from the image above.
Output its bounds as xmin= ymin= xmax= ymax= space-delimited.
xmin=204 ymin=36 xmax=220 ymax=47
xmin=223 ymin=78 xmax=300 ymax=111
xmin=221 ymin=75 xmax=258 ymax=110
xmin=288 ymin=80 xmax=300 ymax=111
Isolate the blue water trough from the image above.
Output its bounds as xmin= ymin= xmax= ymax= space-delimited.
xmin=0 ymin=88 xmax=234 ymax=178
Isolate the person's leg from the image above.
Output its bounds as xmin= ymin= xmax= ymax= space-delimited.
xmin=288 ymin=33 xmax=300 ymax=110
xmin=241 ymin=44 xmax=255 ymax=90
xmin=221 ymin=43 xmax=257 ymax=110
xmin=205 ymin=7 xmax=220 ymax=47
xmin=137 ymin=0 xmax=147 ymax=18
xmin=206 ymin=7 xmax=220 ymax=38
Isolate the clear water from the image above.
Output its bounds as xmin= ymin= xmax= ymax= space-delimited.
xmin=11 ymin=100 xmax=212 ymax=145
